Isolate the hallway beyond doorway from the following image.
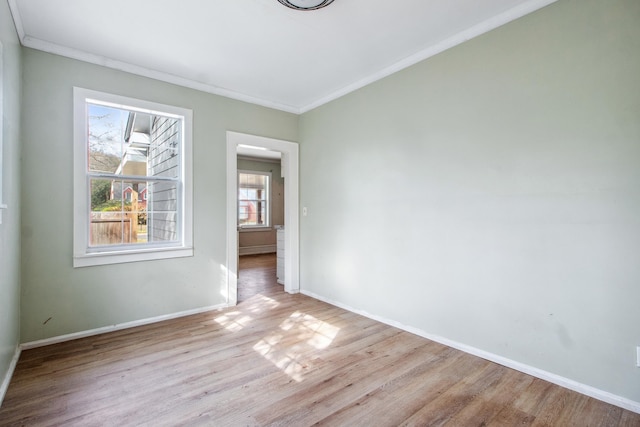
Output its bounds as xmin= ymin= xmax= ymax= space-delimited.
xmin=238 ymin=253 xmax=281 ymax=302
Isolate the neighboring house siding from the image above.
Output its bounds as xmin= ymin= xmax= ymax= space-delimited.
xmin=148 ymin=116 xmax=180 ymax=242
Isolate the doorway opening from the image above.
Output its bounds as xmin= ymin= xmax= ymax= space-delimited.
xmin=226 ymin=131 xmax=299 ymax=306
xmin=237 ymin=253 xmax=279 ymax=302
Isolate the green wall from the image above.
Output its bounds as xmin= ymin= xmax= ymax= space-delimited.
xmin=299 ymin=0 xmax=640 ymax=402
xmin=0 ymin=0 xmax=22 ymax=394
xmin=20 ymin=49 xmax=298 ymax=342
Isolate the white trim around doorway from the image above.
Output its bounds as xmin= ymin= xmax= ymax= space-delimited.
xmin=226 ymin=131 xmax=300 ymax=306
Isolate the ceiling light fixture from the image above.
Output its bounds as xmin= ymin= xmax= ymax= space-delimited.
xmin=277 ymin=0 xmax=335 ymax=11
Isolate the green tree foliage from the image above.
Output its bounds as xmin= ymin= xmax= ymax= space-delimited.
xmin=93 ymin=199 xmax=130 ymax=212
xmin=91 ymin=180 xmax=112 ymax=209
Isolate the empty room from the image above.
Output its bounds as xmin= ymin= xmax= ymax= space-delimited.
xmin=1 ymin=0 xmax=639 ymax=425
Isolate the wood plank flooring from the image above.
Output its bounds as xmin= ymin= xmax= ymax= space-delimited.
xmin=1 ymin=253 xmax=638 ymax=426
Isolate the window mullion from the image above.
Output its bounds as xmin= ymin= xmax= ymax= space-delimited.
xmin=88 ymin=172 xmax=177 ymax=183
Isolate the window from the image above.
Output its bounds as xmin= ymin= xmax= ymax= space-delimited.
xmin=238 ymin=171 xmax=270 ymax=228
xmin=73 ymin=88 xmax=193 ymax=267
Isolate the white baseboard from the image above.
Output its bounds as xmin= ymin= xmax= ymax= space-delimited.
xmin=0 ymin=345 xmax=21 ymax=407
xmin=301 ymin=289 xmax=640 ymax=415
xmin=21 ymin=303 xmax=228 ymax=350
xmin=239 ymin=244 xmax=276 ymax=256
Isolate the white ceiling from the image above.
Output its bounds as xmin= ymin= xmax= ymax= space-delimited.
xmin=8 ymin=0 xmax=556 ymax=114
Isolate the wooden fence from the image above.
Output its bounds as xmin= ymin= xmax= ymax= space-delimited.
xmin=90 ymin=213 xmax=137 ymax=245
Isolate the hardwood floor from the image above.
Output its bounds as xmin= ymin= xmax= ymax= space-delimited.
xmin=1 ymin=253 xmax=638 ymax=426
xmin=238 ymin=253 xmax=280 ymax=302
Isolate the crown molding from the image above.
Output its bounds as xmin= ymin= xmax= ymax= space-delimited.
xmin=299 ymin=0 xmax=559 ymax=113
xmin=6 ymin=0 xmax=25 ymax=41
xmin=8 ymin=0 xmax=557 ymax=115
xmin=7 ymin=0 xmax=301 ymax=114
xmin=22 ymin=35 xmax=302 ymax=114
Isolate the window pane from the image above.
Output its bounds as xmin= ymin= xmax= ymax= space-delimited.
xmin=238 ymin=172 xmax=269 ymax=227
xmin=258 ymin=203 xmax=267 ymax=225
xmin=89 ymin=179 xmax=149 ymax=246
xmin=147 ymin=181 xmax=179 ymax=242
xmin=239 ymin=201 xmax=255 ymax=226
xmin=239 ymin=202 xmax=249 ymax=221
xmin=126 ymin=181 xmax=148 ymax=244
xmin=90 ymin=178 xmax=126 ymax=246
xmin=85 ymin=104 xmax=182 ymax=246
xmin=88 ymin=104 xmax=181 ymax=179
xmin=239 ymin=173 xmax=266 ymax=190
xmin=88 ymin=104 xmax=126 ymax=173
xmin=149 ymin=116 xmax=181 ymax=179
xmin=86 ymin=104 xmax=182 ymax=246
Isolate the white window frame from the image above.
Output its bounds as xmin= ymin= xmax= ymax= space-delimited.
xmin=73 ymin=87 xmax=193 ymax=267
xmin=238 ymin=169 xmax=271 ymax=230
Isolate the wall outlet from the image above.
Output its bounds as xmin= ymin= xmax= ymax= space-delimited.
xmin=302 ymin=207 xmax=308 ymax=216
xmin=637 ymin=346 xmax=640 ymax=368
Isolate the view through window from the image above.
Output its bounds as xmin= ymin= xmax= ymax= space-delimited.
xmin=87 ymin=102 xmax=182 ymax=247
xmin=238 ymin=171 xmax=270 ymax=227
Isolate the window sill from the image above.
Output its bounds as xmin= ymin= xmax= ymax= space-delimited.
xmin=239 ymin=227 xmax=273 ymax=233
xmin=73 ymin=246 xmax=194 ymax=268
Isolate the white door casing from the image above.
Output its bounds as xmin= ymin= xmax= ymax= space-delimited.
xmin=226 ymin=131 xmax=300 ymax=306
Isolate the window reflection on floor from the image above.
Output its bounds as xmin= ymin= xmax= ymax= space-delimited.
xmin=253 ymin=311 xmax=340 ymax=382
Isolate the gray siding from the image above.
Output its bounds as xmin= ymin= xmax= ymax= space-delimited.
xmin=148 ymin=116 xmax=180 ymax=242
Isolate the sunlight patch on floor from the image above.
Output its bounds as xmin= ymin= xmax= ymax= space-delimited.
xmin=246 ymin=294 xmax=280 ymax=313
xmin=214 ymin=311 xmax=253 ymax=332
xmin=281 ymin=311 xmax=340 ymax=349
xmin=253 ymin=311 xmax=341 ymax=382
